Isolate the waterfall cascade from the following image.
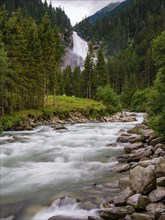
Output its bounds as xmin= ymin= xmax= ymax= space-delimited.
xmin=61 ymin=31 xmax=88 ymax=69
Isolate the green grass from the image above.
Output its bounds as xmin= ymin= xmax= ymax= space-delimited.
xmin=0 ymin=96 xmax=107 ymax=131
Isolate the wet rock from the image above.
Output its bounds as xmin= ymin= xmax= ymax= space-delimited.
xmin=126 ymin=194 xmax=149 ymax=210
xmin=117 ymin=155 xmax=129 ymax=163
xmin=52 ymin=124 xmax=68 ymax=130
xmin=131 ymin=213 xmax=153 ymax=220
xmin=155 ymin=157 xmax=165 ymax=178
xmin=124 ymin=143 xmax=144 ymax=153
xmin=129 ymin=135 xmax=144 ymax=144
xmin=106 ymin=143 xmax=117 ymax=147
xmin=99 ymin=207 xmax=127 ymax=219
xmin=116 ymin=136 xmax=131 ymax=143
xmin=129 ymin=165 xmax=156 ymax=195
xmin=118 ymin=178 xmax=130 ymax=190
xmin=48 ymin=216 xmax=85 ymax=220
xmin=148 ymin=188 xmax=165 ymax=203
xmin=79 ymin=201 xmax=97 ymax=210
xmin=146 ymin=202 xmax=165 ymax=214
xmin=156 ymin=177 xmax=165 ymax=187
xmin=112 ymin=164 xmax=130 ymax=173
xmin=88 ymin=217 xmax=101 ymax=220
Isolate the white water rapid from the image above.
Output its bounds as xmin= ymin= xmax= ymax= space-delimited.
xmin=0 ymin=114 xmax=144 ymax=220
xmin=62 ymin=31 xmax=88 ymax=69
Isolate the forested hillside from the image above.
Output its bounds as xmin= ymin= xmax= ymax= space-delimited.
xmin=0 ymin=0 xmax=72 ymax=116
xmin=71 ymin=0 xmax=165 ymax=135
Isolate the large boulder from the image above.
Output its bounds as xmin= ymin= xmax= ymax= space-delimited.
xmin=126 ymin=194 xmax=149 ymax=210
xmin=129 ymin=165 xmax=156 ymax=195
xmin=155 ymin=157 xmax=165 ymax=178
xmin=149 ymin=137 xmax=165 ymax=147
xmin=99 ymin=207 xmax=127 ymax=220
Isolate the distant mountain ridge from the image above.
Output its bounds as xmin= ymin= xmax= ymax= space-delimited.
xmin=88 ymin=2 xmax=121 ymax=23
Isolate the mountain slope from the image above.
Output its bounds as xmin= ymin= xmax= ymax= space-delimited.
xmin=88 ymin=2 xmax=120 ymax=23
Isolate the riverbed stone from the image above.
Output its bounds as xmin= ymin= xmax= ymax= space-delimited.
xmin=148 ymin=188 xmax=165 ymax=203
xmin=129 ymin=165 xmax=156 ymax=195
xmin=124 ymin=142 xmax=144 ymax=153
xmin=126 ymin=193 xmax=149 ymax=210
xmin=99 ymin=207 xmax=127 ymax=220
xmin=155 ymin=157 xmax=165 ymax=177
xmin=131 ymin=213 xmax=153 ymax=220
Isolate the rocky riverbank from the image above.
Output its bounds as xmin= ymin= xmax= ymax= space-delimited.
xmin=96 ymin=122 xmax=165 ymax=220
xmin=46 ymin=120 xmax=165 ymax=220
xmin=10 ymin=111 xmax=137 ymax=131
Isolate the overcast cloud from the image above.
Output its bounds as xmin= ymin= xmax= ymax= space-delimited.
xmin=48 ymin=0 xmax=124 ymax=26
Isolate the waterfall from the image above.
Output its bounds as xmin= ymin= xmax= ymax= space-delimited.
xmin=61 ymin=31 xmax=88 ymax=69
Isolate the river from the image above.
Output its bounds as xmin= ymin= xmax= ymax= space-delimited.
xmin=0 ymin=114 xmax=144 ymax=220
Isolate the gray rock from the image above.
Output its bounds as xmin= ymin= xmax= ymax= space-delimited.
xmin=154 ymin=143 xmax=165 ymax=152
xmin=99 ymin=207 xmax=127 ymax=220
xmin=124 ymin=142 xmax=144 ymax=153
xmin=146 ymin=202 xmax=165 ymax=214
xmin=129 ymin=165 xmax=156 ymax=195
xmin=131 ymin=160 xmax=154 ymax=169
xmin=128 ymin=147 xmax=153 ymax=163
xmin=131 ymin=213 xmax=153 ymax=220
xmin=154 ymin=148 xmax=165 ymax=156
xmin=112 ymin=164 xmax=130 ymax=173
xmin=149 ymin=188 xmax=165 ymax=203
xmin=157 ymin=177 xmax=165 ymax=187
xmin=155 ymin=157 xmax=165 ymax=178
xmin=116 ymin=136 xmax=131 ymax=143
xmin=118 ymin=178 xmax=130 ymax=190
xmin=112 ymin=187 xmax=133 ymax=207
xmin=126 ymin=193 xmax=149 ymax=210
xmin=150 ymin=137 xmax=165 ymax=147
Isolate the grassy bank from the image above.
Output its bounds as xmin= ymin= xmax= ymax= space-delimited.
xmin=0 ymin=96 xmax=107 ymax=131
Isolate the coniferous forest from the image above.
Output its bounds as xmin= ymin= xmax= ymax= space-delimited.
xmin=0 ymin=0 xmax=165 ymax=135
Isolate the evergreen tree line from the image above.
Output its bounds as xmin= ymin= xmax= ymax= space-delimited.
xmin=0 ymin=7 xmax=68 ymax=115
xmin=0 ymin=0 xmax=71 ymax=36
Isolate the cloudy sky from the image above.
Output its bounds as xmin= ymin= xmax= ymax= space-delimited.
xmin=48 ymin=0 xmax=124 ymax=26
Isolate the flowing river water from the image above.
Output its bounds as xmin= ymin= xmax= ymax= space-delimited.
xmin=0 ymin=114 xmax=144 ymax=220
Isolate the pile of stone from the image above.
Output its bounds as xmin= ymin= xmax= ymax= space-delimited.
xmin=97 ymin=122 xmax=165 ymax=220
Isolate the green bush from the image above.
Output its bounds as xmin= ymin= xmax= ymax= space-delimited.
xmin=131 ymin=88 xmax=152 ymax=112
xmin=95 ymin=85 xmax=122 ymax=114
